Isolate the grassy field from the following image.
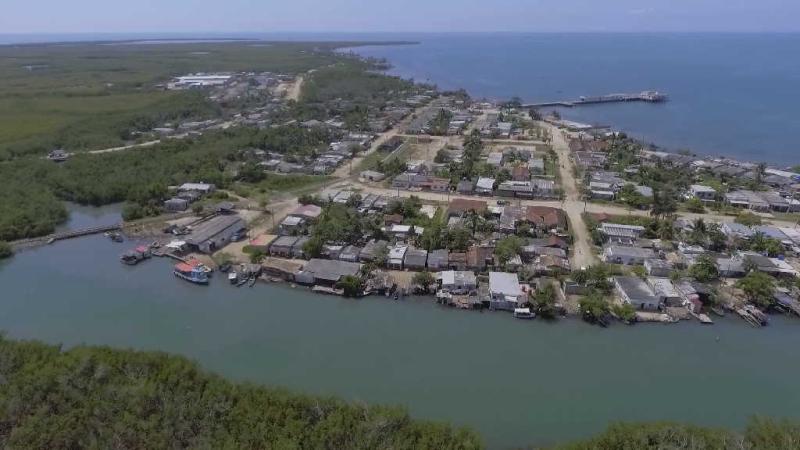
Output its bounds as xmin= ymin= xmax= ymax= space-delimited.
xmin=0 ymin=41 xmax=359 ymax=158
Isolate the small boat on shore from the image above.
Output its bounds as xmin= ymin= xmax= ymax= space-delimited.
xmin=173 ymin=262 xmax=209 ymax=285
xmin=228 ymin=272 xmax=239 ymax=285
xmin=513 ymin=308 xmax=535 ymax=320
xmin=105 ymin=231 xmax=124 ymax=243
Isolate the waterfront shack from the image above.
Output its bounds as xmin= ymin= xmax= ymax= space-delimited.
xmin=295 ymin=259 xmax=362 ymax=287
xmin=439 ymin=270 xmax=478 ymax=295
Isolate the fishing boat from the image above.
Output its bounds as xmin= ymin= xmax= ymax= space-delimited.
xmin=173 ymin=262 xmax=209 ymax=285
xmin=228 ymin=271 xmax=239 ymax=285
xmin=513 ymin=308 xmax=535 ymax=320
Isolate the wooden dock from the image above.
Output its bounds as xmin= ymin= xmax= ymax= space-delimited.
xmin=524 ymin=91 xmax=667 ymax=109
xmin=12 ymin=223 xmax=123 ymax=250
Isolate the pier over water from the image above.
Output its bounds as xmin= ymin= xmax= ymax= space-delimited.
xmin=524 ymin=90 xmax=667 ymax=108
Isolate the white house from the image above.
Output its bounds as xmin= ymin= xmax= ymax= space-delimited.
xmin=488 ymin=272 xmax=523 ymax=311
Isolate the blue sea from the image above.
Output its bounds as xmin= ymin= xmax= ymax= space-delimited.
xmin=3 ymin=32 xmax=799 ymax=165
xmin=351 ymin=33 xmax=800 ymax=166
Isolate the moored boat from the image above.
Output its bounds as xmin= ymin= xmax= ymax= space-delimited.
xmin=513 ymin=308 xmax=535 ymax=319
xmin=173 ymin=263 xmax=209 ymax=285
xmin=228 ymin=272 xmax=239 ymax=284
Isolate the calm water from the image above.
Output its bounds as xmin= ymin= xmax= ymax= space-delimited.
xmin=1 ymin=205 xmax=799 ymax=449
xmin=351 ymin=33 xmax=800 ymax=166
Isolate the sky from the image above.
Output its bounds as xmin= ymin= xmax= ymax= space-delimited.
xmin=1 ymin=0 xmax=798 ymax=34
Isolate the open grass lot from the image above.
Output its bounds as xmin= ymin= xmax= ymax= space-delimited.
xmin=0 ymin=41 xmax=360 ymax=158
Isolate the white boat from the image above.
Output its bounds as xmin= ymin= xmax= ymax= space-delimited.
xmin=513 ymin=308 xmax=535 ymax=320
xmin=228 ymin=272 xmax=239 ymax=284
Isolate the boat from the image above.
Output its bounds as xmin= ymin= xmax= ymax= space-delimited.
xmin=248 ymin=275 xmax=258 ymax=287
xmin=710 ymin=306 xmax=726 ymax=317
xmin=513 ymin=308 xmax=535 ymax=320
xmin=228 ymin=272 xmax=239 ymax=285
xmin=185 ymin=259 xmax=212 ymax=274
xmin=105 ymin=231 xmax=124 ymax=243
xmin=173 ymin=263 xmax=209 ymax=285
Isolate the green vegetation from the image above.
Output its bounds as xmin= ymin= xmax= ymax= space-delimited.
xmin=736 ymin=271 xmax=776 ymax=309
xmin=0 ymin=41 xmax=351 ymax=159
xmin=579 ymin=290 xmax=611 ymax=323
xmin=3 ymin=336 xmax=800 ymax=449
xmin=533 ymin=283 xmax=559 ymax=319
xmin=427 ymin=109 xmax=453 ymax=136
xmin=552 ymin=417 xmax=800 ymax=450
xmin=689 ymin=255 xmax=720 ymax=282
xmin=0 ymin=336 xmax=479 ymax=449
xmin=611 ymin=303 xmax=636 ymax=323
xmin=735 ymin=211 xmax=763 ymax=226
xmin=337 ymin=275 xmax=365 ymax=297
xmin=494 ymin=235 xmax=524 ymax=265
xmin=0 ymin=241 xmax=12 ymax=259
xmin=412 ymin=271 xmax=437 ymax=293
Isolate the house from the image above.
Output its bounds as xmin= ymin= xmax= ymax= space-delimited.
xmin=531 ymin=179 xmax=556 ymax=198
xmin=359 ymin=239 xmax=388 ymax=262
xmin=406 ymin=160 xmax=428 ymax=174
xmin=403 ymin=248 xmax=429 ymax=270
xmin=339 ymin=245 xmax=362 ymax=263
xmin=164 ymin=197 xmax=189 ymax=212
xmin=690 ymin=184 xmax=717 ymax=202
xmin=185 ymin=215 xmax=245 ymax=253
xmin=530 ymin=235 xmax=569 ymax=250
xmin=614 ymin=276 xmax=662 ymax=311
xmin=387 ymin=245 xmax=408 ymax=269
xmin=294 ymin=259 xmax=362 ymax=286
xmin=529 ymin=158 xmax=545 ymax=174
xmin=497 ymin=181 xmax=534 ymax=198
xmin=359 ymin=170 xmax=385 ymax=182
xmin=525 ymin=206 xmax=568 ymax=231
xmin=467 ymin=245 xmax=495 ymax=271
xmin=475 ymin=177 xmax=495 ymax=195
xmin=511 ymin=166 xmax=530 ymax=182
xmin=644 ymin=259 xmax=673 ymax=277
xmin=389 ymin=224 xmax=423 ymax=240
xmin=722 ymin=222 xmax=753 ymax=240
xmin=725 ymin=190 xmax=770 ymax=212
xmin=647 ymin=277 xmax=683 ymax=306
xmin=269 ymin=235 xmax=300 ymax=257
xmin=289 ymin=204 xmax=323 ymax=221
xmin=279 ymin=216 xmax=305 ymax=235
xmin=439 ymin=270 xmax=477 ymax=295
xmin=291 ymin=236 xmax=309 ymax=258
xmin=384 ymin=214 xmax=404 ymax=226
xmin=536 ymin=255 xmax=571 ymax=275
xmin=178 ymin=182 xmax=216 ymax=195
xmin=248 ymin=234 xmax=277 ymax=253
xmin=427 ymin=249 xmax=449 ymax=271
xmin=716 ymin=257 xmax=747 ymax=278
xmin=486 ymin=152 xmax=504 ymax=167
xmin=457 ymin=179 xmax=475 ymax=195
xmin=261 ymin=257 xmax=303 ymax=281
xmin=447 ymin=198 xmax=488 ymax=217
xmin=603 ymin=245 xmax=656 ymax=265
xmin=488 ymin=272 xmax=523 ymax=311
xmin=448 ymin=252 xmax=467 ymax=271
xmin=600 ymin=223 xmax=646 ymax=242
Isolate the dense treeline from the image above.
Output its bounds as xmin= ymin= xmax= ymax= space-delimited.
xmin=0 ymin=125 xmax=338 ymax=239
xmin=0 ymin=336 xmax=481 ymax=449
xmin=552 ymin=419 xmax=800 ymax=449
xmin=1 ymin=336 xmax=798 ymax=449
xmin=0 ymin=41 xmax=353 ymax=159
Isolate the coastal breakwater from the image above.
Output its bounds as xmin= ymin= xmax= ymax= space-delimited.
xmin=524 ymin=91 xmax=667 ymax=108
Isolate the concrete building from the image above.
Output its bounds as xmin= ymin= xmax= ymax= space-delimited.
xmin=185 ymin=215 xmax=245 ymax=253
xmin=294 ymin=259 xmax=362 ymax=286
xmin=603 ymin=245 xmax=656 ymax=265
xmin=488 ymin=272 xmax=523 ymax=311
xmin=439 ymin=270 xmax=477 ymax=295
xmin=614 ymin=276 xmax=662 ymax=311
